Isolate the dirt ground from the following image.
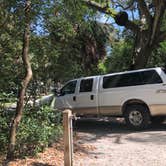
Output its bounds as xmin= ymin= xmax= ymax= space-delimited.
xmin=73 ymin=118 xmax=166 ymax=166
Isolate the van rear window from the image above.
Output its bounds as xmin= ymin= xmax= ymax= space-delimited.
xmin=162 ymin=68 xmax=166 ymax=74
xmin=140 ymin=70 xmax=163 ymax=84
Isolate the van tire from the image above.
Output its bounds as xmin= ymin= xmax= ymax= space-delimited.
xmin=124 ymin=105 xmax=150 ymax=130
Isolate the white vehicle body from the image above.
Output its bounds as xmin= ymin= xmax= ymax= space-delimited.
xmin=55 ymin=67 xmax=166 ymax=129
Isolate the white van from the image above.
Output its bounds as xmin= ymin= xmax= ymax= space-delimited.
xmin=55 ymin=67 xmax=166 ymax=129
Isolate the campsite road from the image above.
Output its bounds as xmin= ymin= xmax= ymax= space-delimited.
xmin=73 ymin=118 xmax=166 ymax=166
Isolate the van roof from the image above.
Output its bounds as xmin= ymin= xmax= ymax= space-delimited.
xmin=74 ymin=67 xmax=162 ymax=80
xmin=103 ymin=67 xmax=162 ymax=77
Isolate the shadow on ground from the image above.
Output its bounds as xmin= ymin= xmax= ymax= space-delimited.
xmin=74 ymin=117 xmax=166 ymax=132
xmin=73 ymin=118 xmax=166 ymax=146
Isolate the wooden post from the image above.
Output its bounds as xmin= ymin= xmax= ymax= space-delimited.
xmin=63 ymin=109 xmax=73 ymax=166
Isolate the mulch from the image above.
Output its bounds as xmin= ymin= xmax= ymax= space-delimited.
xmin=1 ymin=136 xmax=95 ymax=166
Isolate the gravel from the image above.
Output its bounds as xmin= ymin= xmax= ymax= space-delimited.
xmin=73 ymin=118 xmax=166 ymax=166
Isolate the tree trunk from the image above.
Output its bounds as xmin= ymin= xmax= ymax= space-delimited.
xmin=7 ymin=0 xmax=32 ymax=160
xmin=131 ymin=30 xmax=153 ymax=69
xmin=134 ymin=45 xmax=153 ymax=69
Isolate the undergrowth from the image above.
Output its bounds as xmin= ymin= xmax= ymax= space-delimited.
xmin=0 ymin=105 xmax=62 ymax=157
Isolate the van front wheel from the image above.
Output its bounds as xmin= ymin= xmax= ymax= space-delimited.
xmin=125 ymin=105 xmax=150 ymax=130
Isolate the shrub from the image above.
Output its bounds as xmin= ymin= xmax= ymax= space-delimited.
xmin=0 ymin=92 xmax=17 ymax=103
xmin=0 ymin=105 xmax=62 ymax=157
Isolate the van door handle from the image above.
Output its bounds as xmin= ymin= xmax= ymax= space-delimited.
xmin=156 ymin=89 xmax=166 ymax=93
xmin=90 ymin=95 xmax=94 ymax=100
xmin=73 ymin=96 xmax=76 ymax=101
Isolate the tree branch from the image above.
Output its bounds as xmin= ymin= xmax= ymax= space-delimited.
xmin=125 ymin=20 xmax=140 ymax=33
xmin=82 ymin=0 xmax=117 ymax=17
xmin=82 ymin=0 xmax=140 ymax=33
xmin=137 ymin=0 xmax=152 ymax=25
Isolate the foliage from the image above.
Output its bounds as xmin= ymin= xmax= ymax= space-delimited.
xmin=79 ymin=0 xmax=166 ymax=69
xmin=0 ymin=108 xmax=13 ymax=153
xmin=148 ymin=41 xmax=166 ymax=68
xmin=0 ymin=93 xmax=17 ymax=104
xmin=0 ymin=0 xmax=113 ymax=96
xmin=0 ymin=0 xmax=166 ymax=159
xmin=46 ymin=1 xmax=112 ymax=78
xmin=1 ymin=0 xmax=166 ymax=94
xmin=98 ymin=37 xmax=133 ymax=73
xmin=0 ymin=106 xmax=62 ymax=157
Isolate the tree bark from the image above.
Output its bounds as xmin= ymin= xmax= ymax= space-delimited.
xmin=7 ymin=0 xmax=32 ymax=160
xmin=133 ymin=45 xmax=153 ymax=69
xmin=130 ymin=29 xmax=151 ymax=69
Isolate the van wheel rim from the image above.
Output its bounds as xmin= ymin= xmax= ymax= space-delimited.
xmin=129 ymin=111 xmax=143 ymax=126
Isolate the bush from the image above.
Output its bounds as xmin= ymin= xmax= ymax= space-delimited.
xmin=0 ymin=108 xmax=13 ymax=153
xmin=0 ymin=105 xmax=62 ymax=157
xmin=0 ymin=92 xmax=17 ymax=103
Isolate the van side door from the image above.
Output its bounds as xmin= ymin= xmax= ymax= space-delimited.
xmin=99 ymin=72 xmax=143 ymax=116
xmin=56 ymin=80 xmax=77 ymax=110
xmin=73 ymin=77 xmax=99 ymax=115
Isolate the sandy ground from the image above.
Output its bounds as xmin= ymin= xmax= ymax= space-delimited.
xmin=73 ymin=118 xmax=166 ymax=166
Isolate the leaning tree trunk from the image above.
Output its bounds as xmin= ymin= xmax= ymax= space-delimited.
xmin=7 ymin=0 xmax=32 ymax=160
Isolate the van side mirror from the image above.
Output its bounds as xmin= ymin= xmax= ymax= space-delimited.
xmin=51 ymin=88 xmax=59 ymax=96
xmin=59 ymin=89 xmax=66 ymax=96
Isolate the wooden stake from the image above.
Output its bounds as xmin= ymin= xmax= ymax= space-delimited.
xmin=63 ymin=109 xmax=73 ymax=166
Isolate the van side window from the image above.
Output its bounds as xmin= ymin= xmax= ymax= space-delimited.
xmin=118 ymin=72 xmax=142 ymax=87
xmin=103 ymin=75 xmax=120 ymax=89
xmin=103 ymin=72 xmax=142 ymax=88
xmin=60 ymin=80 xmax=77 ymax=96
xmin=80 ymin=79 xmax=93 ymax=92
